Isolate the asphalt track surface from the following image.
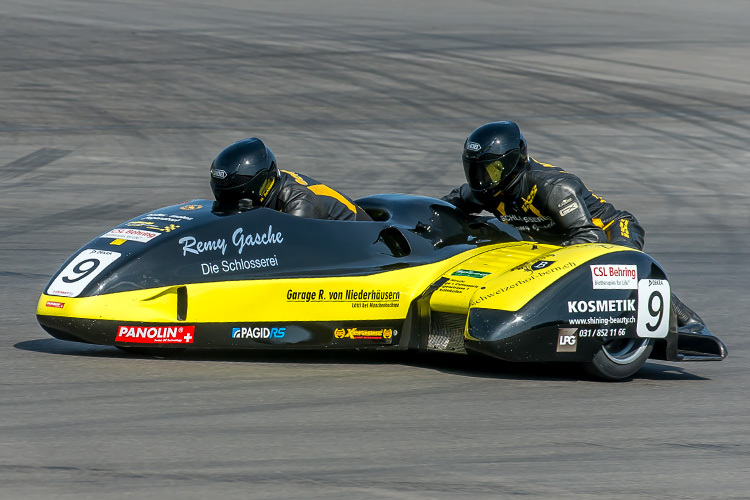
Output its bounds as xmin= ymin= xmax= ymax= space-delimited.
xmin=1 ymin=1 xmax=749 ymax=498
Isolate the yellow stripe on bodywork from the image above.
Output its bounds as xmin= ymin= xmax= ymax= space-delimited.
xmin=430 ymin=242 xmax=558 ymax=314
xmin=37 ymin=246 xmax=498 ymax=323
xmin=36 ymin=242 xmax=639 ymax=325
xmin=307 ymin=184 xmax=357 ymax=214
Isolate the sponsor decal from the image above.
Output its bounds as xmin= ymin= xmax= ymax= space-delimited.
xmin=569 ymin=316 xmax=635 ymax=327
xmin=559 ymin=202 xmax=579 ymax=217
xmin=232 ymin=326 xmax=286 ymax=339
xmin=47 ymin=249 xmax=122 ymax=297
xmin=497 ymin=214 xmax=555 ymax=234
xmin=179 ymin=225 xmax=283 ymax=257
xmin=636 ymin=278 xmax=670 ymax=338
xmin=109 ymin=239 xmax=126 ymax=246
xmin=345 ymin=289 xmax=400 ymax=301
xmin=141 ymin=213 xmax=193 ymax=222
xmin=465 ymin=141 xmax=482 ymax=152
xmin=101 ymin=228 xmax=160 ymax=243
xmin=180 ymin=204 xmax=203 ymax=210
xmin=473 ymin=261 xmax=576 ymax=305
xmin=334 ymin=328 xmax=395 ymax=340
xmin=116 ymin=325 xmax=195 ymax=344
xmin=567 ymin=299 xmax=635 ymax=313
xmin=577 ymin=327 xmax=628 ymax=337
xmin=530 ymin=260 xmax=554 ymax=270
xmin=45 ymin=301 xmax=65 ymax=309
xmin=438 ymin=280 xmax=479 ymax=295
xmin=590 ymin=264 xmax=637 ymax=289
xmin=451 ymin=269 xmax=490 ymax=279
xmin=557 ymin=196 xmax=575 ymax=208
xmin=286 ymin=288 xmax=401 ymax=309
xmin=211 ymin=169 xmax=228 ymax=179
xmin=201 ymin=256 xmax=279 ymax=275
xmin=557 ymin=328 xmax=578 ymax=352
xmin=126 ymin=221 xmax=180 ymax=233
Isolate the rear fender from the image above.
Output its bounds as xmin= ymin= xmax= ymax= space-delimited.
xmin=463 ymin=246 xmax=675 ymax=363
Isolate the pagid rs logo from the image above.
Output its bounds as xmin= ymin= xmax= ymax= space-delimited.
xmin=232 ymin=326 xmax=286 ymax=339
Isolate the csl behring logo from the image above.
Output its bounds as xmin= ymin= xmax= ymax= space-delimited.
xmin=590 ymin=264 xmax=637 ymax=289
xmin=232 ymin=327 xmax=286 ymax=339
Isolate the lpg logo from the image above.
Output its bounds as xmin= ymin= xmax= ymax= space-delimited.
xmin=557 ymin=328 xmax=578 ymax=352
xmin=465 ymin=141 xmax=482 ymax=152
xmin=232 ymin=327 xmax=286 ymax=339
xmin=211 ymin=169 xmax=228 ymax=179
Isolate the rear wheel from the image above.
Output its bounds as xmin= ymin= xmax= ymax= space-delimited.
xmin=584 ymin=338 xmax=654 ymax=381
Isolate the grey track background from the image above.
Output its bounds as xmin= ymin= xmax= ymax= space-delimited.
xmin=1 ymin=1 xmax=748 ymax=498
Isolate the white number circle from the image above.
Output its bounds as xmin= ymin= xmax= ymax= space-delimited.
xmin=47 ymin=249 xmax=122 ymax=297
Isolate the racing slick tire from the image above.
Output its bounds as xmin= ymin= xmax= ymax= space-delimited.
xmin=584 ymin=338 xmax=654 ymax=381
xmin=115 ymin=346 xmax=186 ymax=357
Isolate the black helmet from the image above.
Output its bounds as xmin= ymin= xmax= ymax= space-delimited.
xmin=210 ymin=138 xmax=279 ymax=207
xmin=462 ymin=121 xmax=527 ymax=200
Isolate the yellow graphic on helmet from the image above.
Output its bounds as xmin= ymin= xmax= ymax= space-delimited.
xmin=485 ymin=160 xmax=504 ymax=185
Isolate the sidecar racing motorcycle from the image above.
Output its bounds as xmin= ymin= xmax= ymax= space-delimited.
xmin=36 ymin=194 xmax=727 ymax=380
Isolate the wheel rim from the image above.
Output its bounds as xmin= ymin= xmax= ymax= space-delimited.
xmin=601 ymin=338 xmax=651 ymax=365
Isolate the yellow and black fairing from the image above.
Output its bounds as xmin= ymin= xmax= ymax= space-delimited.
xmin=36 ymin=195 xmax=526 ymax=350
xmin=439 ymin=243 xmax=726 ymax=364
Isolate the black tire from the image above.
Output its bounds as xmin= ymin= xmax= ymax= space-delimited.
xmin=115 ymin=346 xmax=186 ymax=357
xmin=584 ymin=338 xmax=654 ymax=381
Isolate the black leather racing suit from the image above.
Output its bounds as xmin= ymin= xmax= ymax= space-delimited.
xmin=264 ymin=170 xmax=372 ymax=221
xmin=443 ymin=157 xmax=644 ymax=249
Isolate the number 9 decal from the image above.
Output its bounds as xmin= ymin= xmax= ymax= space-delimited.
xmin=637 ymin=279 xmax=671 ymax=338
xmin=47 ymin=249 xmax=122 ymax=297
xmin=61 ymin=258 xmax=101 ymax=283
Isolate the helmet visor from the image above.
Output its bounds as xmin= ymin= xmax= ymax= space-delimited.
xmin=463 ymin=149 xmax=520 ymax=191
xmin=211 ymin=169 xmax=274 ymax=206
xmin=238 ymin=170 xmax=273 ymax=206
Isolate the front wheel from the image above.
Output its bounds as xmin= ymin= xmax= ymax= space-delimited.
xmin=584 ymin=338 xmax=654 ymax=381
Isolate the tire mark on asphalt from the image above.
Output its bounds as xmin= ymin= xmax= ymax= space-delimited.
xmin=0 ymin=201 xmax=137 ymax=240
xmin=0 ymin=148 xmax=71 ymax=183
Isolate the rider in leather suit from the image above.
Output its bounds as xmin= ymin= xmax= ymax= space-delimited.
xmin=442 ymin=120 xmax=701 ymax=326
xmin=442 ymin=121 xmax=644 ymax=249
xmin=210 ymin=138 xmax=371 ymax=221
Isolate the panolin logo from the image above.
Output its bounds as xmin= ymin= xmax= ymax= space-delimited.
xmin=45 ymin=301 xmax=65 ymax=309
xmin=116 ymin=325 xmax=195 ymax=344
